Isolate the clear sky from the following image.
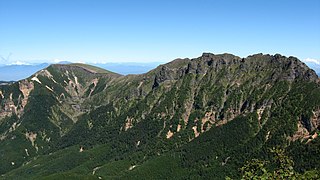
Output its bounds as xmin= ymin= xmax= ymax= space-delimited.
xmin=0 ymin=0 xmax=319 ymax=64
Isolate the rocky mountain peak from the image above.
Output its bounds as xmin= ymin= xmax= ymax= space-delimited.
xmin=151 ymin=53 xmax=318 ymax=90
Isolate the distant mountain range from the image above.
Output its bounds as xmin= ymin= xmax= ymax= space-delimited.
xmin=93 ymin=62 xmax=161 ymax=75
xmin=0 ymin=63 xmax=50 ymax=81
xmin=0 ymin=62 xmax=160 ymax=81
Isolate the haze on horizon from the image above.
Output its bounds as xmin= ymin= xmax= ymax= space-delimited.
xmin=0 ymin=0 xmax=319 ymax=64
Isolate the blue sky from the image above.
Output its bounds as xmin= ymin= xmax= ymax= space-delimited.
xmin=0 ymin=0 xmax=319 ymax=64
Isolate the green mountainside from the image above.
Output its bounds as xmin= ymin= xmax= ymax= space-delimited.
xmin=0 ymin=53 xmax=319 ymax=179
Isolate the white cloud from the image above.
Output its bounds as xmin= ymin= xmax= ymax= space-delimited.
xmin=53 ymin=59 xmax=63 ymax=63
xmin=7 ymin=61 xmax=31 ymax=65
xmin=304 ymin=58 xmax=320 ymax=65
xmin=92 ymin=61 xmax=108 ymax=64
xmin=75 ymin=60 xmax=86 ymax=64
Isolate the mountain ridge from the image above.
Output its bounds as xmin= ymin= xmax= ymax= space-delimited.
xmin=0 ymin=52 xmax=320 ymax=179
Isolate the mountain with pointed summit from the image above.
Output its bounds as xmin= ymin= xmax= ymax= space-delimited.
xmin=0 ymin=53 xmax=319 ymax=179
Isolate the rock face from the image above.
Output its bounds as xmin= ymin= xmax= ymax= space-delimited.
xmin=18 ymin=80 xmax=34 ymax=110
xmin=0 ymin=53 xmax=320 ymax=179
xmin=0 ymin=80 xmax=34 ymax=121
